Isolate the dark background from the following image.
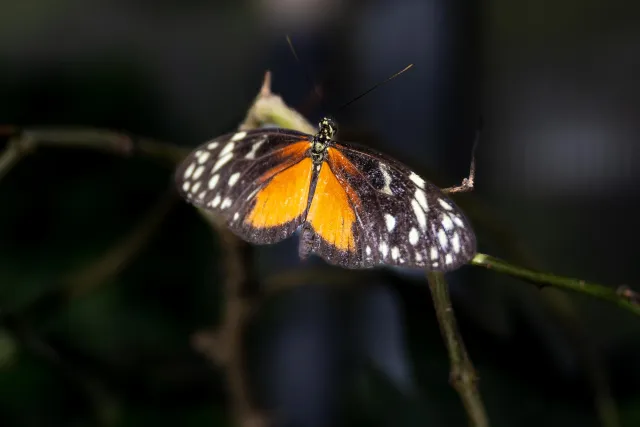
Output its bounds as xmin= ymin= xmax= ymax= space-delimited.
xmin=0 ymin=0 xmax=639 ymax=426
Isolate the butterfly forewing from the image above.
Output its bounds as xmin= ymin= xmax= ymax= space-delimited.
xmin=321 ymin=141 xmax=476 ymax=271
xmin=176 ymin=128 xmax=314 ymax=244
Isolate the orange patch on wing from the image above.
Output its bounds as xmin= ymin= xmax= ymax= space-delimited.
xmin=307 ymin=161 xmax=361 ymax=252
xmin=257 ymin=141 xmax=310 ymax=183
xmin=327 ymin=147 xmax=359 ymax=175
xmin=246 ymin=157 xmax=313 ymax=228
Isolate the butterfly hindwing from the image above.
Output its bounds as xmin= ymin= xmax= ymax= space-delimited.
xmin=300 ymin=156 xmax=365 ymax=268
xmin=176 ymin=128 xmax=314 ymax=244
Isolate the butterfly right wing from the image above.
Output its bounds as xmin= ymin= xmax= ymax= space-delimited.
xmin=176 ymin=128 xmax=315 ymax=244
xmin=300 ymin=140 xmax=476 ymax=271
xmin=330 ymin=141 xmax=476 ymax=270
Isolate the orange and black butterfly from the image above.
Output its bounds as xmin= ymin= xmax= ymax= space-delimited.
xmin=175 ymin=116 xmax=477 ymax=271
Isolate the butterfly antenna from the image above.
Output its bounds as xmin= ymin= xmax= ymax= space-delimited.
xmin=336 ymin=63 xmax=414 ymax=113
xmin=286 ymin=35 xmax=325 ymax=109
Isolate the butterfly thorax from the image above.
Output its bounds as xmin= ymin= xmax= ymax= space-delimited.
xmin=310 ymin=117 xmax=336 ymax=164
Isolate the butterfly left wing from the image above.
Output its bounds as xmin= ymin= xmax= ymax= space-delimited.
xmin=176 ymin=128 xmax=315 ymax=244
xmin=301 ymin=141 xmax=476 ymax=271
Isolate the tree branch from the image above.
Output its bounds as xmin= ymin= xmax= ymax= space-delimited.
xmin=0 ymin=126 xmax=186 ymax=182
xmin=471 ymin=253 xmax=640 ymax=316
xmin=426 ymin=272 xmax=490 ymax=427
xmin=192 ymin=211 xmax=264 ymax=427
xmin=64 ymin=187 xmax=178 ymax=298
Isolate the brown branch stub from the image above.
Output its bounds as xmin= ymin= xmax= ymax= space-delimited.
xmin=426 ymin=271 xmax=490 ymax=427
xmin=442 ymin=131 xmax=478 ymax=194
xmin=260 ymin=71 xmax=272 ymax=97
xmin=239 ymin=71 xmax=315 ymax=134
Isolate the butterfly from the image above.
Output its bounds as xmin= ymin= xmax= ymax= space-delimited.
xmin=175 ymin=117 xmax=476 ymax=271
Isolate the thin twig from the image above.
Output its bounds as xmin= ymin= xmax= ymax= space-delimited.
xmin=194 ymin=211 xmax=264 ymax=427
xmin=426 ymin=272 xmax=489 ymax=427
xmin=0 ymin=314 xmax=120 ymax=427
xmin=11 ymin=187 xmax=179 ymax=325
xmin=0 ymin=127 xmax=186 ymax=182
xmin=472 ymin=253 xmax=640 ymax=316
xmin=65 ymin=187 xmax=178 ymax=298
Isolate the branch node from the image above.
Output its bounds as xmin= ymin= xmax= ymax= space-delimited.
xmin=191 ymin=330 xmax=229 ymax=366
xmin=10 ymin=133 xmax=36 ymax=155
xmin=616 ymin=285 xmax=639 ymax=305
xmin=113 ymin=133 xmax=136 ymax=156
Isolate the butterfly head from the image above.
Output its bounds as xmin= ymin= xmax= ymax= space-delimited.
xmin=312 ymin=117 xmax=337 ymax=156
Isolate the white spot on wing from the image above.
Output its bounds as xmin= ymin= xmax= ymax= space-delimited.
xmin=208 ymin=174 xmax=219 ymax=189
xmin=182 ymin=182 xmax=190 ymax=192
xmin=244 ymin=137 xmax=266 ymax=159
xmin=220 ymin=141 xmax=235 ymax=157
xmin=366 ymin=246 xmax=372 ymax=256
xmin=441 ymin=215 xmax=454 ymax=231
xmin=183 ymin=162 xmax=196 ymax=179
xmin=415 ymin=252 xmax=422 ymax=262
xmin=415 ymin=189 xmax=428 ymax=211
xmin=438 ymin=198 xmax=453 ymax=210
xmin=379 ymin=242 xmax=389 ymax=258
xmin=411 ymin=200 xmax=427 ymax=230
xmin=228 ymin=172 xmax=241 ymax=187
xmin=409 ymin=172 xmax=425 ymax=189
xmin=212 ymin=194 xmax=221 ymax=207
xmin=384 ymin=214 xmax=396 ymax=232
xmin=198 ymin=151 xmax=210 ymax=164
xmin=432 ymin=262 xmax=439 ymax=268
xmin=430 ymin=246 xmax=438 ymax=260
xmin=409 ymin=227 xmax=419 ymax=245
xmin=452 ymin=215 xmax=465 ymax=227
xmin=212 ymin=153 xmax=233 ymax=173
xmin=231 ymin=131 xmax=247 ymax=141
xmin=445 ymin=254 xmax=453 ymax=265
xmin=191 ymin=181 xmax=201 ymax=193
xmin=233 ymin=212 xmax=240 ymax=221
xmin=438 ymin=229 xmax=448 ymax=249
xmin=198 ymin=191 xmax=206 ymax=199
xmin=379 ymin=164 xmax=393 ymax=195
xmin=221 ymin=197 xmax=232 ymax=209
xmin=391 ymin=246 xmax=400 ymax=260
xmin=192 ymin=165 xmax=205 ymax=180
xmin=451 ymin=232 xmax=461 ymax=253
xmin=207 ymin=142 xmax=219 ymax=150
